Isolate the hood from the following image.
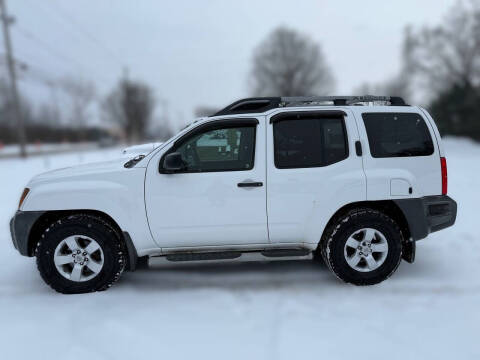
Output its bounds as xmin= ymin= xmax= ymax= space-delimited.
xmin=28 ymin=157 xmax=132 ymax=186
xmin=122 ymin=142 xmax=163 ymax=156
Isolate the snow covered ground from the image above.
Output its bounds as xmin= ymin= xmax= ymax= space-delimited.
xmin=0 ymin=139 xmax=479 ymax=360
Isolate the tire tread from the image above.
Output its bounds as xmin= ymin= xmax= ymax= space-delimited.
xmin=35 ymin=214 xmax=126 ymax=294
xmin=320 ymin=208 xmax=403 ymax=286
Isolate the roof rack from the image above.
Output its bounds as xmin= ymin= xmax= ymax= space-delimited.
xmin=212 ymin=95 xmax=408 ymax=116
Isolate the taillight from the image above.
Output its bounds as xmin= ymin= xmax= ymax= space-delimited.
xmin=440 ymin=157 xmax=447 ymax=195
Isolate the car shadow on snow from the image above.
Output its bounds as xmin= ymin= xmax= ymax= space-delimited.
xmin=3 ymin=253 xmax=446 ymax=295
xmin=120 ymin=260 xmax=347 ymax=292
xmin=117 ymin=254 xmax=448 ymax=293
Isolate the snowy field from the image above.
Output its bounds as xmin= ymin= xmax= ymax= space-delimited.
xmin=0 ymin=139 xmax=479 ymax=360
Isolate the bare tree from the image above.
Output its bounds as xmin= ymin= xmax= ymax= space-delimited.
xmin=250 ymin=27 xmax=335 ymax=96
xmin=61 ymin=77 xmax=96 ymax=134
xmin=354 ymin=75 xmax=411 ymax=101
xmin=405 ymin=1 xmax=480 ymax=94
xmin=36 ymin=103 xmax=61 ymax=127
xmin=194 ymin=106 xmax=218 ymax=117
xmin=102 ymin=78 xmax=155 ymax=143
xmin=353 ymin=71 xmax=411 ymax=103
xmin=0 ymin=77 xmax=33 ymax=125
xmin=353 ymin=28 xmax=413 ymax=102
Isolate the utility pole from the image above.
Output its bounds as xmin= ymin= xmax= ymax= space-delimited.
xmin=47 ymin=81 xmax=60 ymax=125
xmin=0 ymin=0 xmax=26 ymax=157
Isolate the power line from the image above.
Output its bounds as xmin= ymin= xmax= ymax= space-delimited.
xmin=1 ymin=53 xmax=115 ymax=91
xmin=12 ymin=24 xmax=88 ymax=72
xmin=0 ymin=52 xmax=28 ymax=71
xmin=53 ymin=1 xmax=123 ymax=67
xmin=26 ymin=0 xmax=123 ymax=69
xmin=4 ymin=0 xmax=125 ymax=93
xmin=0 ymin=53 xmax=63 ymax=86
xmin=12 ymin=25 xmax=118 ymax=86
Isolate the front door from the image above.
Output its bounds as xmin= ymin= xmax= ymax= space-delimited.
xmin=145 ymin=117 xmax=269 ymax=249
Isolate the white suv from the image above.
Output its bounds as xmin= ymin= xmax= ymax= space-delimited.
xmin=10 ymin=96 xmax=457 ymax=294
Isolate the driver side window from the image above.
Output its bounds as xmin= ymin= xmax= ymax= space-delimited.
xmin=173 ymin=126 xmax=256 ymax=172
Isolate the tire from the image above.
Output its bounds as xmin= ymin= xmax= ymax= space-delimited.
xmin=320 ymin=208 xmax=402 ymax=286
xmin=36 ymin=214 xmax=126 ymax=294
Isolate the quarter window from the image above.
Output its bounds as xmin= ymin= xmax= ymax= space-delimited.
xmin=362 ymin=113 xmax=434 ymax=158
xmin=172 ymin=126 xmax=255 ymax=172
xmin=273 ymin=117 xmax=348 ymax=168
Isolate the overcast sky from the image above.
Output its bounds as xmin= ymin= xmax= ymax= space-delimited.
xmin=4 ymin=0 xmax=456 ymax=131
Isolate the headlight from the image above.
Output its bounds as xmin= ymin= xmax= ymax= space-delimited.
xmin=18 ymin=188 xmax=30 ymax=209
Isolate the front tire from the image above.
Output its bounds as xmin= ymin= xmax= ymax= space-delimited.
xmin=36 ymin=214 xmax=126 ymax=294
xmin=320 ymin=208 xmax=402 ymax=286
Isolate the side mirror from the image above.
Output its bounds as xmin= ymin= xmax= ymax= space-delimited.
xmin=163 ymin=152 xmax=185 ymax=172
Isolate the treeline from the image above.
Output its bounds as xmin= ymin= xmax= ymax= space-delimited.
xmin=401 ymin=1 xmax=480 ymax=141
xmin=3 ymin=1 xmax=479 ymax=146
xmin=248 ymin=1 xmax=480 ymax=141
xmin=0 ymin=75 xmax=173 ymax=146
xmin=0 ymin=124 xmax=111 ymax=144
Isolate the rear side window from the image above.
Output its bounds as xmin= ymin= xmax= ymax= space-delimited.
xmin=273 ymin=117 xmax=348 ymax=168
xmin=362 ymin=113 xmax=434 ymax=158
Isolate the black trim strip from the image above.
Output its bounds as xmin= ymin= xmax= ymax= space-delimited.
xmin=166 ymin=251 xmax=242 ymax=262
xmin=261 ymin=249 xmax=310 ymax=257
xmin=394 ymin=195 xmax=457 ymax=241
xmin=10 ymin=210 xmax=45 ymax=256
xmin=270 ymin=110 xmax=347 ymax=123
xmin=122 ymin=232 xmax=139 ymax=271
xmin=213 ymin=97 xmax=281 ymax=116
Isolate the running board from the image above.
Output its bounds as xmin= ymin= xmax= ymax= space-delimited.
xmin=148 ymin=248 xmax=312 ymax=267
xmin=166 ymin=251 xmax=241 ymax=262
xmin=261 ymin=249 xmax=310 ymax=257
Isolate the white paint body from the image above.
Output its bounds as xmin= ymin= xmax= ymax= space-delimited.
xmin=20 ymin=106 xmax=444 ymax=257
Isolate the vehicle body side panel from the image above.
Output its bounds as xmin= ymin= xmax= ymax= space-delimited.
xmin=266 ymin=108 xmax=367 ymax=245
xmin=21 ymin=167 xmax=158 ymax=256
xmin=352 ymin=106 xmax=442 ymax=200
xmin=144 ymin=116 xmax=269 ymax=248
xmin=16 ymin=105 xmax=452 ymax=258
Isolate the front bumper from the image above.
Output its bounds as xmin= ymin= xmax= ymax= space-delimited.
xmin=394 ymin=195 xmax=457 ymax=241
xmin=10 ymin=210 xmax=45 ymax=256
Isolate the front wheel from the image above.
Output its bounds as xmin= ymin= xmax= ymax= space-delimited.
xmin=36 ymin=214 xmax=126 ymax=294
xmin=320 ymin=208 xmax=402 ymax=285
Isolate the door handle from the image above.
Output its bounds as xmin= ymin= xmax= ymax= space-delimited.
xmin=237 ymin=181 xmax=263 ymax=188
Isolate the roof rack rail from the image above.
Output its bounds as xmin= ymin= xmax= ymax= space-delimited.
xmin=211 ymin=95 xmax=407 ymax=116
xmin=213 ymin=97 xmax=282 ymax=116
xmin=280 ymin=95 xmax=407 ymax=106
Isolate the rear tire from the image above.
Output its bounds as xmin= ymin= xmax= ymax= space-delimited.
xmin=36 ymin=214 xmax=126 ymax=294
xmin=320 ymin=208 xmax=402 ymax=285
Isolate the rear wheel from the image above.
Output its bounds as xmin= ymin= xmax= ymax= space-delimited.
xmin=36 ymin=214 xmax=126 ymax=294
xmin=320 ymin=208 xmax=402 ymax=285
